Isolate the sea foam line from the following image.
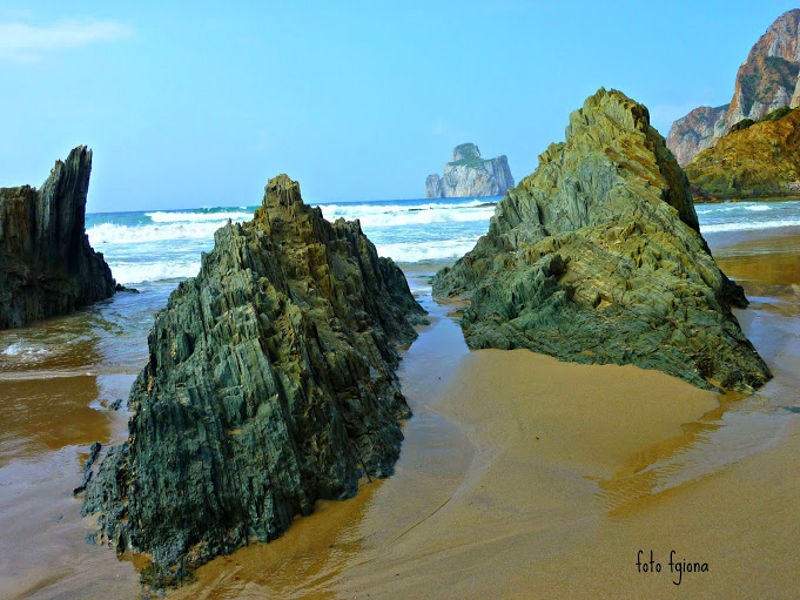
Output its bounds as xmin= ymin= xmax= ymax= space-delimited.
xmin=146 ymin=210 xmax=253 ymax=223
xmin=701 ymin=218 xmax=800 ymax=233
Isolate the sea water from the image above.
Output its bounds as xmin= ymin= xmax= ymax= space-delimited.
xmin=85 ymin=197 xmax=800 ymax=288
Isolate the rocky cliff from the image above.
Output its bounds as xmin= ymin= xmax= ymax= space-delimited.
xmin=0 ymin=146 xmax=117 ymax=328
xmin=686 ymin=106 xmax=800 ymax=200
xmin=667 ymin=9 xmax=800 ymax=165
xmin=434 ymin=88 xmax=770 ymax=392
xmin=83 ymin=174 xmax=426 ymax=585
xmin=426 ymin=143 xmax=514 ymax=198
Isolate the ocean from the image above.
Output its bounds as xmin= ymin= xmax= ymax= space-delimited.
xmin=2 ymin=196 xmax=799 ymax=373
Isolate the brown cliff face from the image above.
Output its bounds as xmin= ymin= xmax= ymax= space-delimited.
xmin=667 ymin=9 xmax=800 ymax=165
xmin=0 ymin=147 xmax=117 ymax=328
xmin=686 ymin=106 xmax=800 ymax=200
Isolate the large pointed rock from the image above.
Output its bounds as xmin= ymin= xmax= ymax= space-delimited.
xmin=84 ymin=175 xmax=425 ymax=584
xmin=0 ymin=146 xmax=116 ymax=328
xmin=434 ymin=89 xmax=770 ymax=392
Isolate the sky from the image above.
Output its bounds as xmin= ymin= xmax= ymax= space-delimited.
xmin=0 ymin=1 xmax=798 ymax=213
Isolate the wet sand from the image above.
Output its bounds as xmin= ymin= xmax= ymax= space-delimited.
xmin=168 ymin=230 xmax=800 ymax=599
xmin=1 ymin=230 xmax=799 ymax=598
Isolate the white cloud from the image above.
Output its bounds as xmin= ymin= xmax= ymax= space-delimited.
xmin=432 ymin=118 xmax=448 ymax=136
xmin=0 ymin=19 xmax=133 ymax=61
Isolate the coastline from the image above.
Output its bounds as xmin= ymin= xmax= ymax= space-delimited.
xmin=0 ymin=226 xmax=797 ymax=598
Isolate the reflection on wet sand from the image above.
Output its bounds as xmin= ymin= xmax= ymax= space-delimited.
xmin=0 ymin=299 xmax=144 ymax=600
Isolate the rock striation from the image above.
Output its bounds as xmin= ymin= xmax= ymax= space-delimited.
xmin=426 ymin=143 xmax=514 ymax=198
xmin=434 ymin=88 xmax=770 ymax=392
xmin=0 ymin=146 xmax=117 ymax=329
xmin=667 ymin=9 xmax=800 ymax=166
xmin=686 ymin=106 xmax=800 ymax=200
xmin=83 ymin=174 xmax=425 ymax=585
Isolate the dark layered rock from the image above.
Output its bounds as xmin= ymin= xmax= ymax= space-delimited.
xmin=83 ymin=174 xmax=425 ymax=584
xmin=0 ymin=146 xmax=116 ymax=328
xmin=667 ymin=9 xmax=800 ymax=165
xmin=686 ymin=106 xmax=800 ymax=200
xmin=426 ymin=143 xmax=514 ymax=198
xmin=434 ymin=88 xmax=770 ymax=392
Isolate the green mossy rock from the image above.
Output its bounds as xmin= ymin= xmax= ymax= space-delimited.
xmin=84 ymin=175 xmax=425 ymax=584
xmin=434 ymin=88 xmax=770 ymax=392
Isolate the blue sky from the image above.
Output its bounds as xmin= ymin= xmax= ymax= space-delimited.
xmin=0 ymin=1 xmax=797 ymax=212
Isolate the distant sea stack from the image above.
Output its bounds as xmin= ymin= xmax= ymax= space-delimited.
xmin=0 ymin=146 xmax=117 ymax=329
xmin=425 ymin=143 xmax=514 ymax=198
xmin=83 ymin=174 xmax=426 ymax=585
xmin=667 ymin=9 xmax=800 ymax=165
xmin=686 ymin=105 xmax=800 ymax=200
xmin=434 ymin=88 xmax=770 ymax=392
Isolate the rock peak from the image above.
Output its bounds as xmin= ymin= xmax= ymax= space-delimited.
xmin=262 ymin=173 xmax=302 ymax=208
xmin=567 ymin=88 xmax=651 ymax=139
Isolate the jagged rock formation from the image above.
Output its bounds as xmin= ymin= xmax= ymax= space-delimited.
xmin=434 ymin=88 xmax=770 ymax=392
xmin=83 ymin=174 xmax=425 ymax=585
xmin=426 ymin=143 xmax=514 ymax=198
xmin=667 ymin=9 xmax=800 ymax=165
xmin=0 ymin=146 xmax=117 ymax=328
xmin=686 ymin=106 xmax=800 ymax=200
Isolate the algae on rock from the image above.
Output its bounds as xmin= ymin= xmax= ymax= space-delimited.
xmin=434 ymin=88 xmax=770 ymax=392
xmin=84 ymin=174 xmax=425 ymax=584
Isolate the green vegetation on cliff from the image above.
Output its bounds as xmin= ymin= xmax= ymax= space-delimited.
xmin=686 ymin=106 xmax=800 ymax=201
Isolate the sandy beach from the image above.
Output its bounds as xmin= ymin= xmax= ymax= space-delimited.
xmin=0 ymin=227 xmax=798 ymax=599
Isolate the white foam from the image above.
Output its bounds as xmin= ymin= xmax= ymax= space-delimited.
xmin=146 ymin=210 xmax=253 ymax=223
xmin=1 ymin=342 xmax=49 ymax=358
xmin=317 ymin=200 xmax=496 ymax=228
xmin=376 ymin=238 xmax=479 ymax=264
xmin=701 ymin=218 xmax=800 ymax=233
xmin=108 ymin=260 xmax=201 ymax=285
xmin=88 ymin=221 xmax=232 ymax=245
